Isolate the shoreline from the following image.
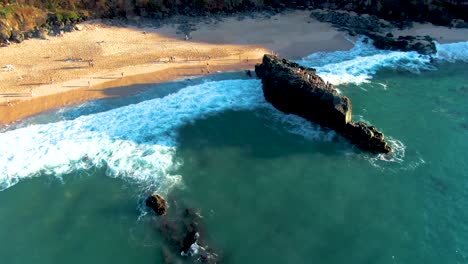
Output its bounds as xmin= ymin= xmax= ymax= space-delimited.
xmin=1 ymin=10 xmax=467 ymax=126
xmin=0 ymin=58 xmax=261 ymax=125
xmin=0 ymin=10 xmax=353 ymax=125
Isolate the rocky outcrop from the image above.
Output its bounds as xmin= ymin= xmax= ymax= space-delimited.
xmin=146 ymin=194 xmax=167 ymax=216
xmin=159 ymin=207 xmax=219 ymax=263
xmin=311 ymin=9 xmax=394 ymax=34
xmin=0 ymin=6 xmax=47 ymax=42
xmin=369 ymin=34 xmax=436 ymax=55
xmin=311 ymin=9 xmax=437 ymax=55
xmin=342 ymin=122 xmax=391 ymax=154
xmin=0 ymin=4 xmax=87 ymax=44
xmin=146 ymin=195 xmax=219 ymax=263
xmin=255 ymin=54 xmax=391 ymax=154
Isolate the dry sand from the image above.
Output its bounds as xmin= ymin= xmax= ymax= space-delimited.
xmin=1 ymin=10 xmax=466 ymax=125
xmin=0 ymin=10 xmax=353 ymax=125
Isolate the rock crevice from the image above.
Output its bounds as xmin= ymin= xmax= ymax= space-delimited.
xmin=255 ymin=54 xmax=391 ymax=154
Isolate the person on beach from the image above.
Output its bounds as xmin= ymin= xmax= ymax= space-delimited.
xmin=89 ymin=60 xmax=95 ymax=68
xmin=185 ymin=34 xmax=189 ymax=41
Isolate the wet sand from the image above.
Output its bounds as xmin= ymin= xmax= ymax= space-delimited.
xmin=5 ymin=10 xmax=465 ymax=125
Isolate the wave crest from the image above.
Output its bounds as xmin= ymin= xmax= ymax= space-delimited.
xmin=298 ymin=37 xmax=468 ymax=85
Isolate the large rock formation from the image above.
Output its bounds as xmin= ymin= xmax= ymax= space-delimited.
xmin=255 ymin=54 xmax=391 ymax=154
xmin=146 ymin=193 xmax=167 ymax=216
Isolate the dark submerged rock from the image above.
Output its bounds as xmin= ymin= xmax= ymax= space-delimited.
xmin=145 ymin=193 xmax=167 ymax=216
xmin=255 ymin=54 xmax=391 ymax=154
xmin=152 ymin=199 xmax=220 ymax=263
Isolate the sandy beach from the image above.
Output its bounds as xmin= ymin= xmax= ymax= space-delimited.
xmin=0 ymin=10 xmax=354 ymax=125
xmin=1 ymin=9 xmax=467 ymax=125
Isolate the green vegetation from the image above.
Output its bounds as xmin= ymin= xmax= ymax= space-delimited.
xmin=0 ymin=0 xmax=466 ymax=25
xmin=56 ymin=10 xmax=80 ymax=22
xmin=0 ymin=5 xmax=14 ymax=18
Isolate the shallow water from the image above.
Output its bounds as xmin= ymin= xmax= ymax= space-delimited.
xmin=1 ymin=41 xmax=467 ymax=263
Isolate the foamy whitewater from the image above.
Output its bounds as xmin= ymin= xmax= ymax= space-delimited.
xmin=0 ymin=80 xmax=336 ymax=191
xmin=298 ymin=37 xmax=468 ymax=85
xmin=1 ymin=37 xmax=467 ymax=191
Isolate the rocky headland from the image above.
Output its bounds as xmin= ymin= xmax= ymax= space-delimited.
xmin=255 ymin=54 xmax=391 ymax=154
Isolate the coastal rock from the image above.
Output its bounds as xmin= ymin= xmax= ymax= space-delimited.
xmin=10 ymin=30 xmax=24 ymax=43
xmin=146 ymin=194 xmax=167 ymax=216
xmin=255 ymin=54 xmax=391 ymax=154
xmin=311 ymin=9 xmax=392 ymax=34
xmin=255 ymin=56 xmax=352 ymax=128
xmin=343 ymin=122 xmax=391 ymax=154
xmin=310 ymin=9 xmax=436 ymax=55
xmin=0 ymin=5 xmax=47 ymax=42
xmin=157 ymin=206 xmax=219 ymax=263
xmin=369 ymin=34 xmax=436 ymax=55
xmin=451 ymin=19 xmax=468 ymax=29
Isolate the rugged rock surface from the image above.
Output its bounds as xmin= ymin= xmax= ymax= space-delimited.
xmin=0 ymin=5 xmax=47 ymax=42
xmin=255 ymin=54 xmax=391 ymax=154
xmin=368 ymin=33 xmax=436 ymax=55
xmin=159 ymin=207 xmax=219 ymax=263
xmin=146 ymin=195 xmax=219 ymax=263
xmin=0 ymin=4 xmax=87 ymax=44
xmin=311 ymin=9 xmax=437 ymax=55
xmin=146 ymin=193 xmax=167 ymax=216
xmin=311 ymin=9 xmax=393 ymax=34
xmin=342 ymin=122 xmax=391 ymax=154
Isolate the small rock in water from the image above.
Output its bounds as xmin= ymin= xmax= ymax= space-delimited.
xmin=146 ymin=194 xmax=167 ymax=216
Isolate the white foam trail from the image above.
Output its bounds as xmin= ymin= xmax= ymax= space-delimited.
xmin=298 ymin=37 xmax=468 ymax=85
xmin=8 ymin=37 xmax=463 ymax=189
xmin=0 ymin=80 xmax=265 ymax=191
xmin=435 ymin=41 xmax=468 ymax=63
xmin=0 ymin=79 xmax=337 ymax=191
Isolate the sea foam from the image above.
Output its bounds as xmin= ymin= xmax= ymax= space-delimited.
xmin=298 ymin=37 xmax=468 ymax=85
xmin=0 ymin=79 xmax=336 ymax=191
xmin=0 ymin=80 xmax=263 ymax=191
xmin=3 ymin=38 xmax=467 ymax=191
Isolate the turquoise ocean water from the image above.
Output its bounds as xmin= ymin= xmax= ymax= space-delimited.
xmin=0 ymin=38 xmax=467 ymax=263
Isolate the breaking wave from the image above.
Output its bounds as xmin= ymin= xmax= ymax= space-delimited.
xmin=298 ymin=37 xmax=468 ymax=85
xmin=0 ymin=79 xmax=336 ymax=191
